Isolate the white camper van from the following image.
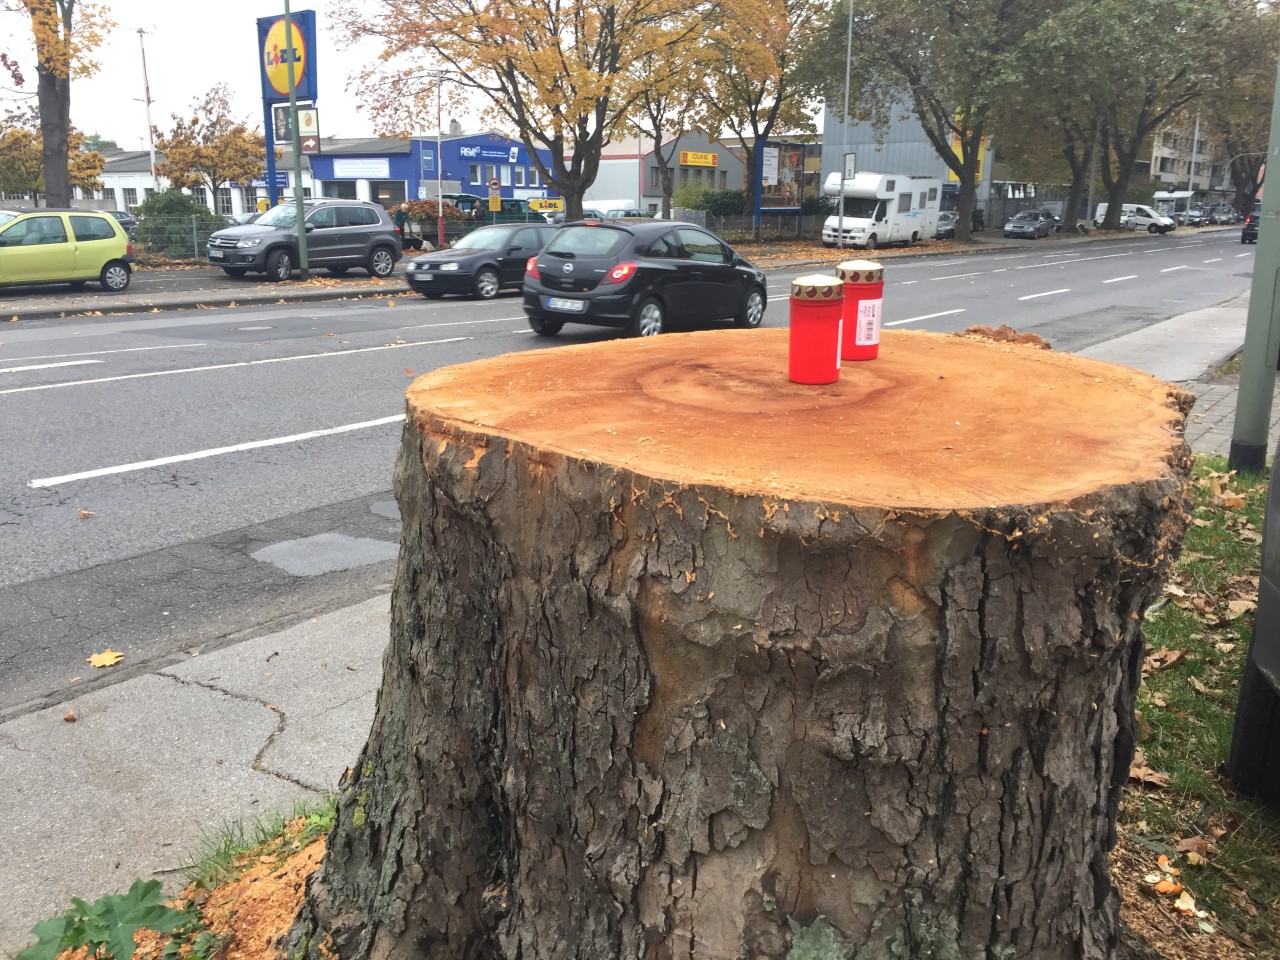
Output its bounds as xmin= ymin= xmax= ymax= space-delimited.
xmin=821 ymin=172 xmax=942 ymax=249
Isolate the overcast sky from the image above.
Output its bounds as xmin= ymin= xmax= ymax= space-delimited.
xmin=4 ymin=1 xmax=386 ymax=149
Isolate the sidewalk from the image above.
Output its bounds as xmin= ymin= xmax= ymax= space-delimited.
xmin=0 ymin=230 xmax=1272 ymax=958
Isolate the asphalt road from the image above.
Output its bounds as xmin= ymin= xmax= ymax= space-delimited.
xmin=0 ymin=230 xmax=1254 ymax=716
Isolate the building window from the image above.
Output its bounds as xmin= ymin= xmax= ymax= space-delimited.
xmin=529 ymin=166 xmax=541 ymax=187
xmin=500 ymin=165 xmax=512 ymax=186
xmin=193 ymin=186 xmax=208 ymax=207
xmin=145 ymin=187 xmax=156 ymax=200
xmin=123 ymin=187 xmax=138 ymax=209
xmin=486 ymin=163 xmax=498 ymax=183
xmin=242 ymin=188 xmax=256 ymax=211
xmin=102 ymin=187 xmax=115 ymax=205
xmin=649 ymin=166 xmax=660 ymax=189
xmin=216 ymin=187 xmax=233 ymax=215
xmin=469 ymin=163 xmax=480 ymax=185
xmin=720 ymin=171 xmax=727 ymax=189
xmin=514 ymin=166 xmax=526 ymax=186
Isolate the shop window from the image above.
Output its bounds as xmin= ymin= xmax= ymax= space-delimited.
xmin=323 ymin=181 xmax=358 ymax=199
xmin=372 ymin=180 xmax=406 ymax=206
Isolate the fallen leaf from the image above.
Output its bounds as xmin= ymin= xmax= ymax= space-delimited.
xmin=404 ymin=368 xmax=416 ymax=376
xmin=1188 ymin=676 xmax=1223 ymax=697
xmin=1174 ymin=890 xmax=1197 ymax=915
xmin=1177 ymin=836 xmax=1210 ymax=858
xmin=1143 ymin=647 xmax=1186 ymax=674
xmin=387 ymin=299 xmax=397 ymax=307
xmin=1198 ymin=921 xmax=1215 ymax=934
xmin=1153 ymin=879 xmax=1182 ymax=895
xmin=77 ymin=508 xmax=95 ymax=520
xmin=1226 ymin=599 xmax=1256 ymax=619
xmin=87 ymin=648 xmax=123 ymax=668
xmin=63 ymin=710 xmax=77 ymax=723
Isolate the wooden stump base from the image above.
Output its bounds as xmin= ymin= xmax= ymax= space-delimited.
xmin=291 ymin=329 xmax=1193 ymax=960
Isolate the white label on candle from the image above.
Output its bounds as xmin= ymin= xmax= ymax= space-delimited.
xmin=856 ymin=298 xmax=882 ymax=346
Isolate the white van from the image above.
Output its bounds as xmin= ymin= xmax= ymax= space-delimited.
xmin=1094 ymin=203 xmax=1175 ymax=234
xmin=821 ymin=171 xmax=942 ymax=249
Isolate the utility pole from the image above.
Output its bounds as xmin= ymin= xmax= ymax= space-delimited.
xmin=284 ymin=0 xmax=309 ymax=279
xmin=137 ymin=28 xmax=157 ymax=192
xmin=1228 ymin=58 xmax=1280 ymax=472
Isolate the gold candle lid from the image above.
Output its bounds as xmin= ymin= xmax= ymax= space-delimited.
xmin=836 ymin=260 xmax=884 ymax=284
xmin=790 ymin=274 xmax=843 ymax=300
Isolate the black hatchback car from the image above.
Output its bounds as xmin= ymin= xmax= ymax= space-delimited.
xmin=405 ymin=222 xmax=557 ymax=299
xmin=522 ymin=221 xmax=767 ymax=337
xmin=1243 ymin=203 xmax=1260 ymax=244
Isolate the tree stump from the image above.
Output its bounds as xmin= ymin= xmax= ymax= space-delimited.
xmin=290 ymin=328 xmax=1192 ymax=960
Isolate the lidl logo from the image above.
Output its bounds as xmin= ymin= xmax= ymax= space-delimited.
xmin=262 ymin=17 xmax=308 ymax=97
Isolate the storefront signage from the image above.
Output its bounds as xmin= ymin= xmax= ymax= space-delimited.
xmin=680 ymin=151 xmax=718 ymax=168
xmin=257 ymin=10 xmax=318 ymax=104
xmin=333 ymin=158 xmax=390 ymax=179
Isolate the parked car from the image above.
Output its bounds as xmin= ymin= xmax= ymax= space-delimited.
xmin=0 ymin=208 xmax=133 ymax=291
xmin=1210 ymin=207 xmax=1237 ymax=225
xmin=523 ymin=221 xmax=766 ymax=338
xmin=405 ymin=222 xmax=557 ymax=299
xmin=106 ymin=209 xmax=138 ymax=232
xmin=227 ymin=211 xmax=261 ymax=225
xmin=1243 ymin=206 xmax=1260 ymax=244
xmin=1182 ymin=207 xmax=1206 ymax=227
xmin=1003 ymin=210 xmax=1054 ymax=239
xmin=935 ymin=211 xmax=959 ymax=239
xmin=206 ymin=199 xmax=402 ymax=281
xmin=1040 ymin=210 xmax=1063 ymax=233
xmin=549 ymin=207 xmax=605 ymax=225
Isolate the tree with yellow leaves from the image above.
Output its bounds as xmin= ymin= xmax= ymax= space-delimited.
xmin=332 ymin=0 xmax=709 ymax=218
xmin=11 ymin=0 xmax=113 ymax=206
xmin=696 ymin=0 xmax=824 ymax=234
xmin=0 ymin=105 xmax=103 ymax=202
xmin=154 ymin=85 xmax=271 ymax=207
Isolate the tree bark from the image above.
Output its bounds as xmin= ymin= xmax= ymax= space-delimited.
xmin=289 ymin=329 xmax=1192 ymax=960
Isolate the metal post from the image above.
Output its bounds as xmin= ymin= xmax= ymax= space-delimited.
xmin=437 ymin=78 xmax=445 ymax=247
xmin=137 ymin=29 xmax=157 ymax=193
xmin=836 ymin=0 xmax=854 ymax=248
xmin=192 ymin=215 xmax=199 ymax=260
xmin=1228 ymin=54 xmax=1280 ymax=473
xmin=284 ymin=0 xmax=309 ymax=279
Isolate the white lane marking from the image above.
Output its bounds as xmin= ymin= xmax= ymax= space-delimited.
xmin=29 ymin=414 xmax=407 ymax=488
xmin=900 ymin=280 xmax=919 ymax=285
xmin=0 ymin=337 xmax=470 ymax=397
xmin=1203 ymin=258 xmax=1222 ymax=263
xmin=932 ymin=272 xmax=981 ymax=281
xmin=0 ymin=343 xmax=207 ymax=363
xmin=886 ymin=309 xmax=965 ymax=327
xmin=1015 ymin=251 xmax=1134 ymax=270
xmin=1 ymin=359 xmax=102 ymax=374
xmin=1237 ymin=252 xmax=1252 ymax=257
xmin=1161 ymin=265 xmax=1188 ymax=273
xmin=403 ymin=316 xmax=524 ymax=331
xmin=1018 ymin=289 xmax=1069 ymax=301
xmin=1103 ymin=275 xmax=1138 ymax=284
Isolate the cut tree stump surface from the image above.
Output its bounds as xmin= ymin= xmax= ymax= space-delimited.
xmin=408 ymin=328 xmax=1188 ymax=509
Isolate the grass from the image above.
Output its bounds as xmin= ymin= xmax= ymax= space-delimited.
xmin=1121 ymin=455 xmax=1280 ymax=952
xmin=183 ymin=795 xmax=336 ymax=890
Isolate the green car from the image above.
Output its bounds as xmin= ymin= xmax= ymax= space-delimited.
xmin=0 ymin=208 xmax=133 ymax=291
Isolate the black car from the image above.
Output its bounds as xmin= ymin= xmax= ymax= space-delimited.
xmin=405 ymin=222 xmax=557 ymax=299
xmin=935 ymin=211 xmax=958 ymax=239
xmin=522 ymin=221 xmax=767 ymax=338
xmin=107 ymin=210 xmax=138 ymax=231
xmin=1243 ymin=209 xmax=1260 ymax=244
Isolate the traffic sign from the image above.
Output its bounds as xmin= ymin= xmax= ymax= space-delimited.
xmin=298 ymin=107 xmax=320 ymax=154
xmin=488 ymin=177 xmax=501 ymax=191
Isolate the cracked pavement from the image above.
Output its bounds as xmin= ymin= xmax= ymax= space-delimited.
xmin=0 ymin=594 xmax=387 ymax=959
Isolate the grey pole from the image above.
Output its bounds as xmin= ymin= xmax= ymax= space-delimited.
xmin=284 ymin=0 xmax=309 ymax=279
xmin=1228 ymin=55 xmax=1280 ymax=473
xmin=836 ymin=0 xmax=853 ymax=249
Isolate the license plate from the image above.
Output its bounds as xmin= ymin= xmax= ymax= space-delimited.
xmin=208 ymin=248 xmax=224 ymax=259
xmin=545 ymin=296 xmax=585 ymax=313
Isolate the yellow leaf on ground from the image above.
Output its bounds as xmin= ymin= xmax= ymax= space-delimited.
xmin=1227 ymin=599 xmax=1256 ymax=619
xmin=1174 ymin=890 xmax=1197 ymax=915
xmin=88 ymin=648 xmax=123 ymax=668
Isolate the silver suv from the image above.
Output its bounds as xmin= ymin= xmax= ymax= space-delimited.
xmin=206 ymin=199 xmax=402 ymax=281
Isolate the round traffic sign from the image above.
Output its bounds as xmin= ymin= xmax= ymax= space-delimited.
xmin=488 ymin=178 xmax=501 ymax=191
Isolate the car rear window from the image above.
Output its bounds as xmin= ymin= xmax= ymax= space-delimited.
xmin=546 ymin=225 xmax=628 ymax=257
xmin=70 ymin=215 xmax=116 ymax=241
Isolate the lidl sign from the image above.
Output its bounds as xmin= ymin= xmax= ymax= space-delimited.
xmin=257 ymin=10 xmax=318 ymax=104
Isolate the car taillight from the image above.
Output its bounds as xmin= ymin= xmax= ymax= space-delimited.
xmin=126 ymin=241 xmax=133 ymax=256
xmin=525 ymin=256 xmax=540 ymax=279
xmin=603 ymin=262 xmax=637 ymax=284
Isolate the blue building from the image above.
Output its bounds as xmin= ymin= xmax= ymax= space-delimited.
xmin=307 ymin=130 xmax=560 ymax=209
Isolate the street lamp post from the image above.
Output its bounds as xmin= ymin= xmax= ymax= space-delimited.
xmin=436 ymin=77 xmax=445 ymax=247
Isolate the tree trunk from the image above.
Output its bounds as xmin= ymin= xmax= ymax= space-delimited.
xmin=36 ymin=65 xmax=70 ymax=207
xmin=290 ymin=329 xmax=1192 ymax=960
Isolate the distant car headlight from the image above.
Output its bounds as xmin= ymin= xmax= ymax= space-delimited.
xmin=440 ymin=262 xmax=460 ymax=271
xmin=236 ymin=238 xmax=262 ymax=248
